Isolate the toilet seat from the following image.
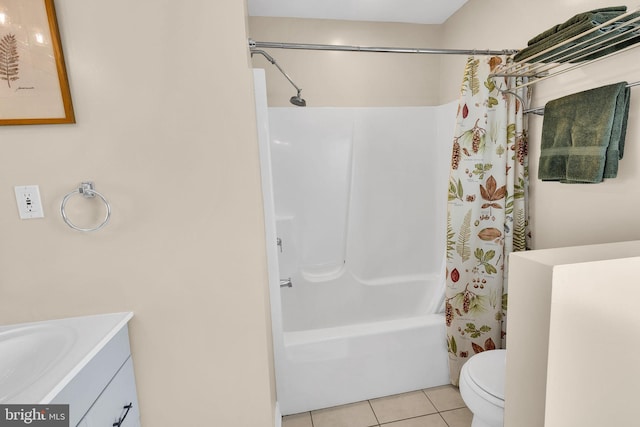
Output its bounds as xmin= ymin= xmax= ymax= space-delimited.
xmin=465 ymin=349 xmax=506 ymax=400
xmin=460 ymin=349 xmax=506 ymax=407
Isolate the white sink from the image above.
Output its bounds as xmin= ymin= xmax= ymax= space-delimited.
xmin=0 ymin=325 xmax=76 ymax=402
xmin=0 ymin=312 xmax=133 ymax=404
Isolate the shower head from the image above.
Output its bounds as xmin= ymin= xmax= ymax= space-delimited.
xmin=251 ymin=48 xmax=307 ymax=107
xmin=290 ymin=90 xmax=306 ymax=107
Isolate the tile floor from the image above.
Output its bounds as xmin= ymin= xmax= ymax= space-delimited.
xmin=282 ymin=385 xmax=472 ymax=427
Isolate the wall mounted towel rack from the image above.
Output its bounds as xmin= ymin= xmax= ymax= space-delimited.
xmin=523 ymin=80 xmax=640 ymax=115
xmin=490 ymin=6 xmax=640 ymax=90
xmin=60 ymin=182 xmax=111 ymax=232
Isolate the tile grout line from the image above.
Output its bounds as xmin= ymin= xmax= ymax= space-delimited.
xmin=376 ymin=413 xmax=447 ymax=426
xmin=371 ymin=391 xmax=442 ymax=426
xmin=423 ymin=388 xmax=469 ymax=409
xmin=284 ymin=387 xmax=469 ymax=427
xmin=367 ymin=399 xmax=381 ymax=426
xmin=371 ymin=390 xmax=445 ymax=426
xmin=438 ymin=412 xmax=453 ymax=427
xmin=438 ymin=407 xmax=467 ymax=413
xmin=421 ymin=388 xmax=463 ymax=427
xmin=421 ymin=388 xmax=437 ymax=409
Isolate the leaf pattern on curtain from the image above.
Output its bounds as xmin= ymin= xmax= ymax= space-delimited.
xmin=445 ymin=56 xmax=531 ymax=386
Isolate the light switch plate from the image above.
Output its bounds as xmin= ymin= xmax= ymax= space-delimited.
xmin=15 ymin=185 xmax=44 ymax=219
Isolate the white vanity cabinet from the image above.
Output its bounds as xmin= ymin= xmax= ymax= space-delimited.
xmin=49 ymin=314 xmax=140 ymax=427
xmin=75 ymin=359 xmax=139 ymax=427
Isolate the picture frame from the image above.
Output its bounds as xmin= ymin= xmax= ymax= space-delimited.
xmin=0 ymin=0 xmax=74 ymax=125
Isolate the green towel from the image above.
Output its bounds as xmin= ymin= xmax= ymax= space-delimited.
xmin=514 ymin=8 xmax=640 ymax=63
xmin=527 ymin=7 xmax=628 ymax=45
xmin=603 ymin=84 xmax=630 ymax=178
xmin=538 ymin=82 xmax=630 ymax=183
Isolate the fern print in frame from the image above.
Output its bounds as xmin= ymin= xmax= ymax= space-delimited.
xmin=0 ymin=33 xmax=19 ymax=88
xmin=0 ymin=0 xmax=74 ymax=125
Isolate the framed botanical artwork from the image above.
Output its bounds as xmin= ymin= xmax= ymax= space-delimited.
xmin=0 ymin=0 xmax=74 ymax=125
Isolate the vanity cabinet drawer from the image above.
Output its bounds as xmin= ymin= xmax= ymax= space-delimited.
xmin=82 ymin=357 xmax=139 ymax=427
xmin=51 ymin=327 xmax=132 ymax=426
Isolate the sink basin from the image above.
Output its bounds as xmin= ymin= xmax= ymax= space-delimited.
xmin=0 ymin=312 xmax=132 ymax=404
xmin=0 ymin=324 xmax=75 ymax=402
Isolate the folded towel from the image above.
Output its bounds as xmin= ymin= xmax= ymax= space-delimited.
xmin=538 ymin=82 xmax=630 ymax=183
xmin=603 ymin=84 xmax=630 ymax=178
xmin=514 ymin=8 xmax=640 ymax=63
xmin=527 ymin=7 xmax=628 ymax=45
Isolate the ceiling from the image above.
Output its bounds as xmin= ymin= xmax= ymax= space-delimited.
xmin=247 ymin=0 xmax=469 ymax=25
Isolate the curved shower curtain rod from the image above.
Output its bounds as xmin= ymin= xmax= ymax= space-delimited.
xmin=249 ymin=39 xmax=518 ymax=56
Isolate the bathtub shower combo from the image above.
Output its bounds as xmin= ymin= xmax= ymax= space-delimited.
xmin=254 ymin=71 xmax=457 ymax=415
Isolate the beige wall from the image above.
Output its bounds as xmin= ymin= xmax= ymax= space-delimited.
xmin=0 ymin=1 xmax=275 ymax=427
xmin=248 ymin=17 xmax=443 ymax=106
xmin=442 ymin=0 xmax=640 ymax=249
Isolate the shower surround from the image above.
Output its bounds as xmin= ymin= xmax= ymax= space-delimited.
xmin=255 ymin=69 xmax=457 ymax=415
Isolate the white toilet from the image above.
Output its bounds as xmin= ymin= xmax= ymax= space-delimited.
xmin=459 ymin=349 xmax=506 ymax=427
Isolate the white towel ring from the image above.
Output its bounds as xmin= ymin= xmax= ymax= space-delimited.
xmin=61 ymin=182 xmax=111 ymax=232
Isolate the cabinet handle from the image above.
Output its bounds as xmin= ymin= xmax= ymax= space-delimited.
xmin=112 ymin=403 xmax=133 ymax=427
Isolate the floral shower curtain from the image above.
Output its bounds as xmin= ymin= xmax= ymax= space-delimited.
xmin=445 ymin=56 xmax=530 ymax=386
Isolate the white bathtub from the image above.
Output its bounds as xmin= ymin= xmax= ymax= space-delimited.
xmin=253 ymin=74 xmax=457 ymax=417
xmin=278 ymin=313 xmax=449 ymax=415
